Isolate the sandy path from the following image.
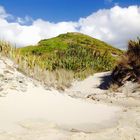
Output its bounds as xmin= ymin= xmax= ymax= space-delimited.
xmin=0 ymin=58 xmax=139 ymax=140
xmin=66 ymin=72 xmax=110 ymax=98
xmin=0 ymin=84 xmax=121 ymax=133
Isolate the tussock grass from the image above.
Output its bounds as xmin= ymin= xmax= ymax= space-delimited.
xmin=0 ymin=41 xmax=74 ymax=89
xmin=0 ymin=40 xmax=14 ymax=57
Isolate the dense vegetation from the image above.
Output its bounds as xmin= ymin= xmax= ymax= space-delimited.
xmin=20 ymin=32 xmax=122 ymax=76
xmin=0 ymin=32 xmax=123 ymax=89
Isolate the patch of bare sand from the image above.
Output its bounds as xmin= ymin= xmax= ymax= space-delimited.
xmin=0 ymin=58 xmax=139 ymax=140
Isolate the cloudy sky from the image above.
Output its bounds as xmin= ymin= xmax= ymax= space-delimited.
xmin=0 ymin=0 xmax=140 ymax=49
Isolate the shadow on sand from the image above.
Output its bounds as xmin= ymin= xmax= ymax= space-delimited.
xmin=98 ymin=73 xmax=113 ymax=90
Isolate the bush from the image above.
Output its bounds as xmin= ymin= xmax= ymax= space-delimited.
xmin=111 ymin=38 xmax=140 ymax=86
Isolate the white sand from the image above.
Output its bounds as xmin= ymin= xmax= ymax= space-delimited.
xmin=0 ymin=58 xmax=140 ymax=140
xmin=66 ymin=72 xmax=110 ymax=98
xmin=0 ymin=85 xmax=120 ymax=133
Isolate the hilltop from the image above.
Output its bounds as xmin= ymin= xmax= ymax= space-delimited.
xmin=21 ymin=32 xmax=122 ymax=57
xmin=20 ymin=32 xmax=123 ymax=76
xmin=21 ymin=32 xmax=122 ymax=52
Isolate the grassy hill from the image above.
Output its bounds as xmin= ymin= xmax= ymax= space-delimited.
xmin=20 ymin=32 xmax=123 ymax=73
xmin=21 ymin=32 xmax=122 ymax=55
xmin=0 ymin=32 xmax=123 ymax=88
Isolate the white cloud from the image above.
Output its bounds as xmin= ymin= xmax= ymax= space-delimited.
xmin=79 ymin=5 xmax=140 ymax=49
xmin=0 ymin=5 xmax=140 ymax=49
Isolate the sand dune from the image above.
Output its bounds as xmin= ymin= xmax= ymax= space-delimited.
xmin=0 ymin=86 xmax=121 ymax=133
xmin=0 ymin=57 xmax=140 ymax=140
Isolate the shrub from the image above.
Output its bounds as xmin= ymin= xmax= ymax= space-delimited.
xmin=111 ymin=38 xmax=140 ymax=86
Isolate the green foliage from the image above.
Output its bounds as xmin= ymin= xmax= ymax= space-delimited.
xmin=20 ymin=32 xmax=123 ymax=77
xmin=0 ymin=32 xmax=123 ymax=88
xmin=42 ymin=45 xmax=116 ymax=72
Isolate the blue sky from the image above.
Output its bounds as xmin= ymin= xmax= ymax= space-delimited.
xmin=0 ymin=0 xmax=140 ymax=22
xmin=0 ymin=0 xmax=140 ymax=49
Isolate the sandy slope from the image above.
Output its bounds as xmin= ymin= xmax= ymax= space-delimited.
xmin=0 ymin=57 xmax=140 ymax=140
xmin=0 ymin=85 xmax=120 ymax=132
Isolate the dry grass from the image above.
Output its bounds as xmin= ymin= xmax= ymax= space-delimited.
xmin=0 ymin=40 xmax=14 ymax=57
xmin=0 ymin=40 xmax=74 ymax=89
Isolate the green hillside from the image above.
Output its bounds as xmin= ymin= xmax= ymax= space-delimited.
xmin=21 ymin=32 xmax=122 ymax=54
xmin=19 ymin=32 xmax=123 ymax=78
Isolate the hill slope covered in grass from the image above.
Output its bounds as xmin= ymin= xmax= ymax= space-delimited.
xmin=20 ymin=32 xmax=123 ymax=74
xmin=0 ymin=32 xmax=123 ymax=89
